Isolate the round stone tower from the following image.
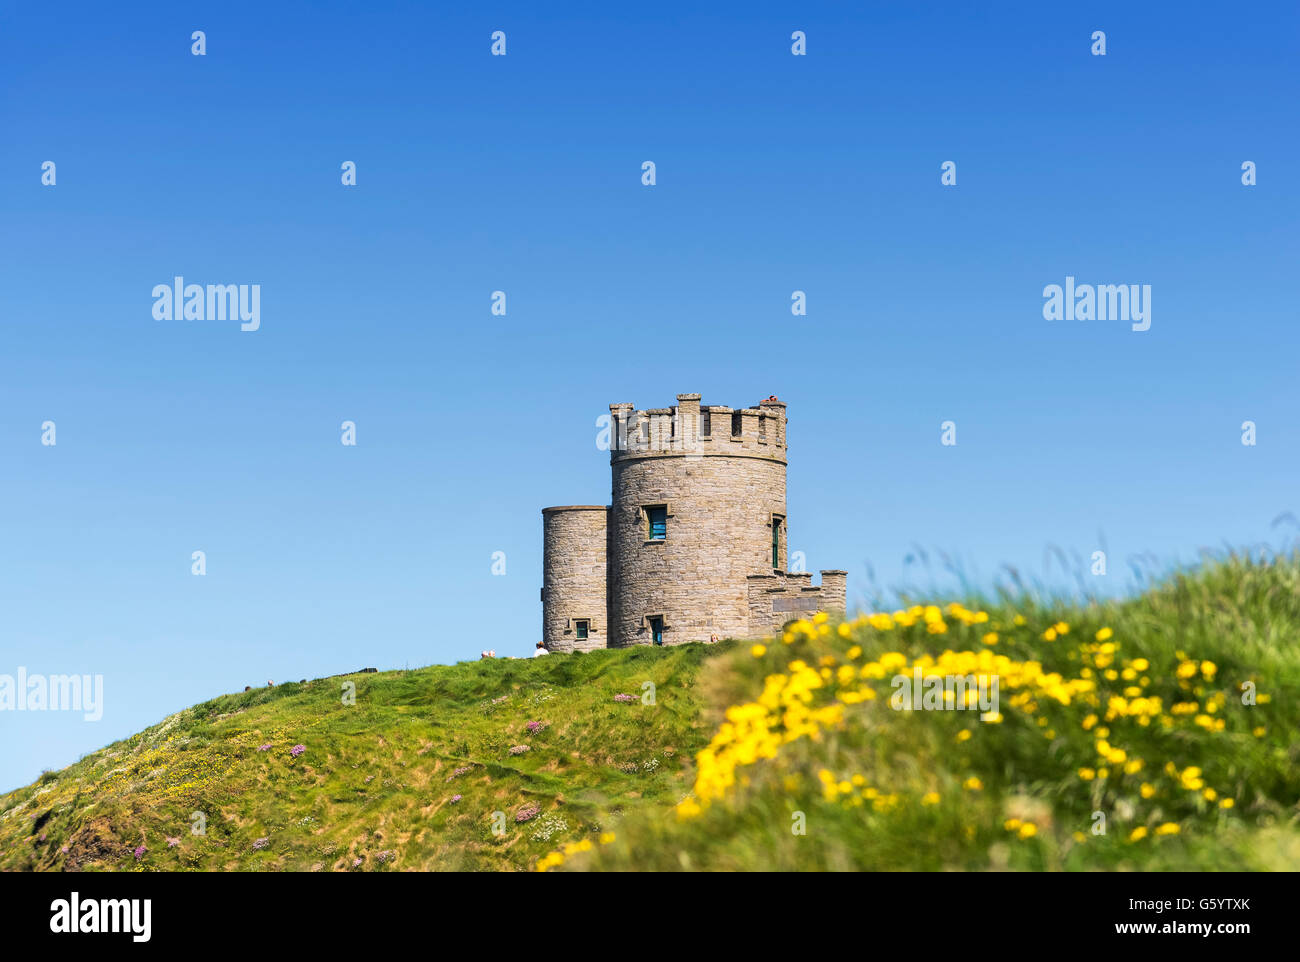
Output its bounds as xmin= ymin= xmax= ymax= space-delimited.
xmin=606 ymin=394 xmax=788 ymax=647
xmin=540 ymin=505 xmax=608 ymax=652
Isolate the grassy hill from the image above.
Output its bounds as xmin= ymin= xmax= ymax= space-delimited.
xmin=4 ymin=554 xmax=1299 ymax=872
xmin=0 ymin=645 xmax=717 ymax=871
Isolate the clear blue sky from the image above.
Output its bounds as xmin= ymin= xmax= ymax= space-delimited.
xmin=1 ymin=1 xmax=1296 ymax=790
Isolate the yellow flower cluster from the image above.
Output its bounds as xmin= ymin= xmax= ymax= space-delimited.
xmin=669 ymin=606 xmax=1251 ymax=856
xmin=832 ymin=603 xmax=989 ymax=640
xmin=1042 ymin=621 xmax=1069 ymax=642
xmin=680 ymin=612 xmax=1107 ymax=818
xmin=535 ymin=832 xmax=616 ymax=872
xmin=783 ymin=613 xmax=833 ymax=644
xmin=1129 ymin=822 xmax=1181 ymax=842
xmin=1003 ymin=818 xmax=1038 ymax=839
xmin=679 ymin=658 xmax=846 ymax=816
xmin=818 ymin=769 xmax=900 ymax=811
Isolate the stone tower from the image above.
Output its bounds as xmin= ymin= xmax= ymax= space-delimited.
xmin=540 ymin=505 xmax=609 ymax=651
xmin=540 ymin=393 xmax=845 ymax=651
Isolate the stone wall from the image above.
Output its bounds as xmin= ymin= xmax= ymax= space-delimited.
xmin=746 ymin=570 xmax=848 ymax=637
xmin=819 ymin=570 xmax=848 ymax=612
xmin=540 ymin=505 xmax=608 ymax=652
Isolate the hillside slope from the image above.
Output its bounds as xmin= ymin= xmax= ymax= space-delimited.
xmin=4 ymin=555 xmax=1299 ymax=872
xmin=0 ymin=645 xmax=719 ymax=871
xmin=554 ymin=554 xmax=1300 ymax=871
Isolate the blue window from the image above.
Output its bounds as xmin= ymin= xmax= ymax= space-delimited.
xmin=647 ymin=505 xmax=667 ymax=540
xmin=649 ymin=616 xmax=664 ymax=645
xmin=575 ymin=619 xmax=589 ymax=640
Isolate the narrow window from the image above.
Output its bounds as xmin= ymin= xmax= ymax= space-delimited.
xmin=759 ymin=415 xmax=767 ymax=441
xmin=646 ymin=505 xmax=667 ymax=540
xmin=731 ymin=412 xmax=743 ymax=437
xmin=772 ymin=516 xmax=783 ymax=569
xmin=649 ymin=616 xmax=664 ymax=645
xmin=574 ymin=619 xmax=589 ymax=640
xmin=701 ymin=410 xmax=711 ymax=437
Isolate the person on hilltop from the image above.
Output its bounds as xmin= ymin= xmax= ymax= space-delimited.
xmin=532 ymin=641 xmax=549 ymax=658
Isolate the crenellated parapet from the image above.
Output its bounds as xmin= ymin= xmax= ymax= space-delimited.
xmin=609 ymin=394 xmax=787 ymax=464
xmin=746 ymin=570 xmax=848 ymax=637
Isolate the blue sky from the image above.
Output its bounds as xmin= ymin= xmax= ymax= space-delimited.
xmin=1 ymin=1 xmax=1296 ymax=790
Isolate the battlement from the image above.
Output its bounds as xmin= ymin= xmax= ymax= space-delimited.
xmin=609 ymin=393 xmax=787 ymax=464
xmin=746 ymin=569 xmax=847 ymax=637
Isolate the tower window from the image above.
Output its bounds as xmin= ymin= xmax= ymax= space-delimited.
xmin=701 ymin=410 xmax=711 ymax=437
xmin=574 ymin=619 xmax=589 ymax=640
xmin=646 ymin=505 xmax=667 ymax=540
xmin=772 ymin=515 xmax=784 ymax=570
xmin=648 ymin=615 xmax=664 ymax=645
xmin=731 ymin=412 xmax=743 ymax=437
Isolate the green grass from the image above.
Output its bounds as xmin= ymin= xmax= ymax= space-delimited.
xmin=4 ymin=553 xmax=1298 ymax=872
xmin=560 ymin=553 xmax=1300 ymax=871
xmin=0 ymin=644 xmax=720 ymax=871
